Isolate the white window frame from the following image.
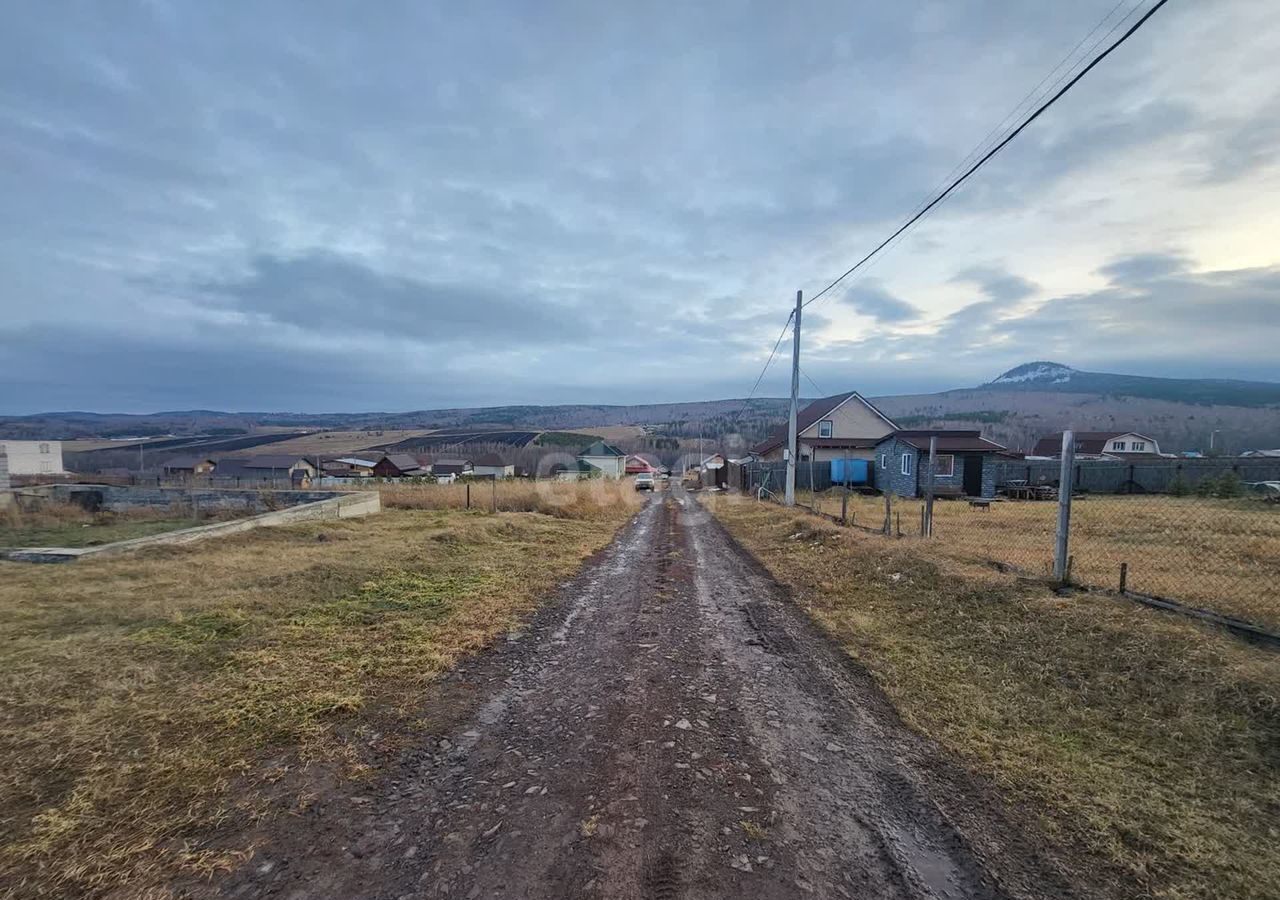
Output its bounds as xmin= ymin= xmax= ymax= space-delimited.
xmin=1131 ymin=441 xmax=1146 ymax=452
xmin=880 ymin=453 xmax=888 ymax=470
xmin=933 ymin=454 xmax=955 ymax=477
xmin=1111 ymin=441 xmax=1126 ymax=451
xmin=818 ymin=419 xmax=833 ymax=438
xmin=901 ymin=453 xmax=912 ymax=476
xmin=39 ymin=443 xmax=50 ymax=454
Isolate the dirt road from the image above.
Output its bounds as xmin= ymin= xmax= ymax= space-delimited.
xmin=215 ymin=488 xmax=1088 ymax=899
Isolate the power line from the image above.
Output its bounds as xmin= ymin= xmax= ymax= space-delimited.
xmin=734 ymin=310 xmax=794 ymax=421
xmin=805 ymin=1 xmax=1147 ymax=315
xmin=897 ymin=0 xmax=1136 ymax=228
xmin=800 ymin=367 xmax=825 ymax=397
xmin=802 ymin=0 xmax=1170 ymax=310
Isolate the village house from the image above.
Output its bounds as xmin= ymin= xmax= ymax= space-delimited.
xmin=323 ymin=456 xmax=379 ymax=476
xmin=371 ymin=453 xmax=427 ymax=478
xmin=431 ymin=459 xmax=473 ymax=483
xmin=214 ymin=455 xmax=318 ymax=484
xmin=161 ymin=455 xmax=216 ymax=476
xmin=873 ymin=430 xmax=1005 ymax=499
xmin=552 ymin=460 xmax=597 ymax=482
xmin=0 ymin=440 xmax=65 ymax=475
xmin=625 ymin=454 xmax=660 ymax=475
xmin=1032 ymin=431 xmax=1169 ymax=459
xmin=577 ymin=440 xmax=627 ymax=479
xmin=471 ymin=453 xmax=515 ymax=479
xmin=751 ymin=391 xmax=898 ymax=463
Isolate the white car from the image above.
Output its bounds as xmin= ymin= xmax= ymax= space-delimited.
xmin=634 ymin=473 xmax=656 ymax=491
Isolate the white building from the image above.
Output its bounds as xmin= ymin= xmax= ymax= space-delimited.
xmin=0 ymin=440 xmax=65 ymax=475
xmin=576 ymin=441 xmax=627 ymax=479
xmin=472 ymin=453 xmax=515 ymax=479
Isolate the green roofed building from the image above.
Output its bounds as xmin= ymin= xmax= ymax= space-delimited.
xmin=577 ymin=441 xmax=627 ymax=479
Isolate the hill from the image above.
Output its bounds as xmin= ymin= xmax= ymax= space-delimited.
xmin=981 ymin=362 xmax=1280 ymax=407
xmin=3 ymin=362 xmax=1278 ymax=456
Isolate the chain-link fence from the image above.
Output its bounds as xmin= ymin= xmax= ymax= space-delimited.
xmin=741 ymin=437 xmax=1280 ymax=641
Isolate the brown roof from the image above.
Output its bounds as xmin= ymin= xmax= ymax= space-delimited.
xmin=751 ymin=391 xmax=897 ymax=455
xmin=802 ymin=437 xmax=881 ymax=449
xmin=376 ymin=453 xmax=424 ymax=473
xmin=880 ymin=430 xmax=1007 ymax=452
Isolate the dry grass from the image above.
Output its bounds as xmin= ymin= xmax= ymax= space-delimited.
xmin=247 ymin=429 xmax=436 ymax=456
xmin=0 ymin=488 xmax=637 ymax=898
xmin=0 ymin=502 xmax=237 ymax=549
xmin=708 ymin=493 xmax=1280 ymax=900
xmin=799 ymin=490 xmax=1280 ymax=631
xmin=370 ymin=477 xmax=647 ymax=518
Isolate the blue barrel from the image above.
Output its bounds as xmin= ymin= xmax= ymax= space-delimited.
xmin=831 ymin=458 xmax=869 ymax=485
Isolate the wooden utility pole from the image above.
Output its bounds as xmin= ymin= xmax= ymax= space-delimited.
xmin=785 ymin=290 xmax=802 ymax=506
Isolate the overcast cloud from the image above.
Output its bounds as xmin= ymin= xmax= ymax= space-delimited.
xmin=1 ymin=0 xmax=1278 ymax=413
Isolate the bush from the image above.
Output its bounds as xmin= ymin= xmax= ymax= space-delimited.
xmin=1214 ymin=471 xmax=1244 ymax=499
xmin=1168 ymin=473 xmax=1190 ymax=496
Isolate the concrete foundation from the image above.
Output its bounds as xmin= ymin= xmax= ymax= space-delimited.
xmin=3 ymin=487 xmax=380 ymax=563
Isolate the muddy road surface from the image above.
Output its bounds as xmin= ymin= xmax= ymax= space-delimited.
xmin=216 ymin=487 xmax=1089 ymax=900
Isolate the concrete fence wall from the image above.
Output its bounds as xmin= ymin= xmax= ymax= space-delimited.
xmin=16 ymin=483 xmax=347 ymax=514
xmin=994 ymin=458 xmax=1280 ymax=493
xmin=4 ymin=487 xmax=381 ymax=562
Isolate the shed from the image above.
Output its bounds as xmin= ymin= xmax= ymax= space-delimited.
xmin=872 ymin=430 xmax=1006 ymax=499
xmin=471 ymin=453 xmax=515 ymax=479
xmin=372 ymin=454 xmax=426 ymax=477
xmin=162 ymin=455 xmax=216 ymax=476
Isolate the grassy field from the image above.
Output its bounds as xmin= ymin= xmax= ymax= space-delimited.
xmin=0 ymin=504 xmax=235 ymax=549
xmin=0 ymin=483 xmax=640 ymax=898
xmin=797 ymin=490 xmax=1280 ymax=631
xmin=243 ymin=428 xmax=435 ymax=456
xmin=708 ymin=494 xmax=1280 ymax=900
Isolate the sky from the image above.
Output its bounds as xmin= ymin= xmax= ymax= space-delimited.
xmin=2 ymin=0 xmax=1279 ymax=414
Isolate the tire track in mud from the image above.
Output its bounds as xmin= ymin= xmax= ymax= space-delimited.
xmin=207 ymin=488 xmax=1091 ymax=900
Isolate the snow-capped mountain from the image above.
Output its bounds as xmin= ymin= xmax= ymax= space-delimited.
xmin=990 ymin=362 xmax=1077 ymax=386
xmin=979 ymin=362 xmax=1280 ymax=406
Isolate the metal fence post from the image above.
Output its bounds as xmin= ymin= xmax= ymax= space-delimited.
xmin=1053 ymin=430 xmax=1075 ymax=583
xmin=840 ymin=451 xmax=849 ymax=525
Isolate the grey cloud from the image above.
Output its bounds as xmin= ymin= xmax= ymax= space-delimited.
xmin=192 ymin=253 xmax=588 ymax=344
xmin=840 ymin=282 xmax=920 ymax=322
xmin=1 ymin=1 xmax=1278 ymax=412
xmin=1096 ymin=253 xmax=1189 ymax=284
xmin=951 ymin=266 xmax=1038 ymax=303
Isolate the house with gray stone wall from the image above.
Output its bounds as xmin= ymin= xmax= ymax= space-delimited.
xmin=872 ymin=430 xmax=1005 ymax=499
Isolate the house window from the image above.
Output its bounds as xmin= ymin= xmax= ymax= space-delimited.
xmin=1111 ymin=441 xmax=1126 ymax=451
xmin=880 ymin=453 xmax=887 ymax=470
xmin=40 ymin=461 xmax=52 ymax=473
xmin=1131 ymin=441 xmax=1146 ymax=451
xmin=901 ymin=453 xmax=912 ymax=476
xmin=39 ymin=443 xmax=50 ymax=454
xmin=933 ymin=454 xmax=955 ymax=477
xmin=818 ymin=419 xmax=833 ymax=438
